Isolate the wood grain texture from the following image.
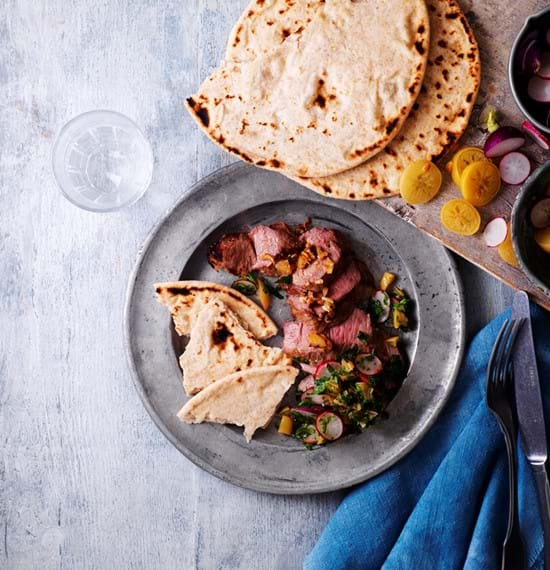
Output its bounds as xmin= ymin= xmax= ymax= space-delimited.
xmin=379 ymin=0 xmax=550 ymax=311
xmin=0 ymin=1 xmax=512 ymax=569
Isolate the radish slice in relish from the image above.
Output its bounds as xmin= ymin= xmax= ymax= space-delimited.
xmin=298 ymin=375 xmax=315 ymax=393
xmin=315 ymin=412 xmax=344 ymax=441
xmin=372 ymin=290 xmax=390 ymax=323
xmin=314 ymin=359 xmax=340 ymax=380
xmin=356 ymin=353 xmax=383 ymax=376
xmin=531 ymin=198 xmax=550 ymax=229
xmin=483 ymin=217 xmax=508 ymax=247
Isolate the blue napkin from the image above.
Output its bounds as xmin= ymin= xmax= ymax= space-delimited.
xmin=305 ymin=305 xmax=550 ymax=570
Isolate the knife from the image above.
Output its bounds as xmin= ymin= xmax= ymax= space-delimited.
xmin=513 ymin=290 xmax=550 ymax=568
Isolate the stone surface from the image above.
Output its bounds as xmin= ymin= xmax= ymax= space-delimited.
xmin=0 ymin=1 xmax=514 ymax=568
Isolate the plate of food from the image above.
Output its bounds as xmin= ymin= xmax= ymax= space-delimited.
xmin=124 ymin=163 xmax=465 ymax=494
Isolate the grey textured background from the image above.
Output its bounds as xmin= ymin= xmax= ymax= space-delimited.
xmin=0 ymin=1 xmax=512 ymax=569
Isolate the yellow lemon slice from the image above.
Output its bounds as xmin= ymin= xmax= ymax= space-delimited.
xmin=400 ymin=160 xmax=443 ymax=205
xmin=535 ymin=226 xmax=550 ymax=254
xmin=498 ymin=224 xmax=518 ymax=266
xmin=440 ymin=199 xmax=481 ymax=236
xmin=451 ymin=147 xmax=486 ymax=187
xmin=460 ymin=160 xmax=501 ymax=207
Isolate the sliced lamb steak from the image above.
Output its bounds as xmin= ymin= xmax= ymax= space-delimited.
xmin=283 ymin=321 xmax=332 ymax=362
xmin=328 ymin=308 xmax=372 ymax=349
xmin=207 ymin=233 xmax=256 ymax=276
xmin=327 ymin=259 xmax=362 ymax=302
xmin=302 ymin=227 xmax=346 ymax=264
xmin=250 ymin=222 xmax=298 ymax=273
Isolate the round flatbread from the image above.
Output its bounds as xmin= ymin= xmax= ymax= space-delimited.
xmin=186 ymin=0 xmax=429 ymax=178
xmin=294 ymin=0 xmax=481 ymax=200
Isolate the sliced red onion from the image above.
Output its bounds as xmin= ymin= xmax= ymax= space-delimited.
xmin=315 ymin=412 xmax=344 ymax=441
xmin=484 ymin=126 xmax=526 ymax=158
xmin=482 ymin=217 xmax=508 ymax=247
xmin=299 ymin=362 xmax=317 ymax=375
xmin=356 ymin=353 xmax=383 ymax=376
xmin=522 ymin=120 xmax=550 ymax=150
xmin=531 ymin=198 xmax=550 ymax=229
xmin=306 ymin=394 xmax=334 ymax=406
xmin=499 ymin=152 xmax=531 ymax=185
xmin=538 ymin=52 xmax=550 ymax=79
xmin=372 ymin=290 xmax=390 ymax=323
xmin=518 ymin=32 xmax=542 ymax=74
xmin=289 ymin=406 xmax=318 ymax=419
xmin=528 ymin=76 xmax=550 ymax=103
xmin=298 ymin=375 xmax=315 ymax=393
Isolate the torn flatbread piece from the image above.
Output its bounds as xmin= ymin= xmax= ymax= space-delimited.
xmin=180 ymin=299 xmax=290 ymax=395
xmin=178 ymin=365 xmax=298 ymax=442
xmin=155 ymin=281 xmax=277 ymax=340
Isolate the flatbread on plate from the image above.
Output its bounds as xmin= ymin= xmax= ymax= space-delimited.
xmin=293 ymin=0 xmax=481 ymax=199
xmin=180 ymin=299 xmax=290 ymax=395
xmin=186 ymin=0 xmax=429 ymax=178
xmin=178 ymin=365 xmax=299 ymax=442
xmin=155 ymin=281 xmax=277 ymax=340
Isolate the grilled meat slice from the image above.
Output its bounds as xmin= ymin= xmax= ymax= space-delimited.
xmin=328 ymin=308 xmax=372 ymax=349
xmin=282 ymin=321 xmax=333 ymax=362
xmin=208 ymin=233 xmax=256 ymax=276
xmin=327 ymin=259 xmax=362 ymax=302
xmin=250 ymin=223 xmax=299 ymax=275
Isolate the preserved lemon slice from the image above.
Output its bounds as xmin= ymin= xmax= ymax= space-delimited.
xmin=460 ymin=160 xmax=501 ymax=206
xmin=535 ymin=226 xmax=550 ymax=254
xmin=400 ymin=160 xmax=442 ymax=205
xmin=498 ymin=224 xmax=518 ymax=266
xmin=440 ymin=199 xmax=481 ymax=235
xmin=451 ymin=147 xmax=486 ymax=187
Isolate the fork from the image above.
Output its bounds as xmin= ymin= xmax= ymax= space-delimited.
xmin=486 ymin=318 xmax=526 ymax=570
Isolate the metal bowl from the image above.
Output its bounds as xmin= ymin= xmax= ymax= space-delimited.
xmin=512 ymin=161 xmax=550 ymax=298
xmin=509 ymin=6 xmax=550 ymax=135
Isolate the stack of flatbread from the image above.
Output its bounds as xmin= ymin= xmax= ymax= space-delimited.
xmin=185 ymin=0 xmax=481 ymax=200
xmin=155 ymin=281 xmax=298 ymax=441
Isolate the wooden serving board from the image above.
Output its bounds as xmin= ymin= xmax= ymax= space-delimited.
xmin=379 ymin=0 xmax=550 ymax=310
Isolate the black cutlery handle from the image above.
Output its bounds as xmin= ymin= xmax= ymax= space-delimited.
xmin=533 ymin=463 xmax=550 ymax=568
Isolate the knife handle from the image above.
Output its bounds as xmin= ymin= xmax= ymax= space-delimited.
xmin=533 ymin=463 xmax=550 ymax=568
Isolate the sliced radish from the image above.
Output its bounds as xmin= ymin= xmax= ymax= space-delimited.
xmin=483 ymin=217 xmax=508 ymax=247
xmin=372 ymin=290 xmax=390 ymax=323
xmin=314 ymin=359 xmax=340 ymax=380
xmin=301 ymin=424 xmax=319 ymax=445
xmin=522 ymin=120 xmax=550 ymax=150
xmin=299 ymin=362 xmax=317 ymax=375
xmin=531 ymin=198 xmax=550 ymax=229
xmin=538 ymin=52 xmax=550 ymax=78
xmin=528 ymin=76 xmax=550 ymax=103
xmin=298 ymin=375 xmax=315 ymax=393
xmin=484 ymin=127 xmax=526 ymax=158
xmin=315 ymin=412 xmax=344 ymax=441
xmin=356 ymin=353 xmax=383 ymax=376
xmin=300 ymin=388 xmax=313 ymax=401
xmin=499 ymin=152 xmax=531 ymax=185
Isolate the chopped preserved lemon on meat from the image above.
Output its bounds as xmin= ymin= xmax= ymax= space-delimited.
xmin=341 ymin=359 xmax=354 ymax=372
xmin=498 ymin=224 xmax=518 ymax=266
xmin=380 ymin=272 xmax=396 ymax=291
xmin=440 ymin=199 xmax=481 ymax=235
xmin=275 ymin=259 xmax=293 ymax=276
xmin=392 ymin=309 xmax=409 ymax=329
xmin=451 ymin=147 xmax=486 ymax=187
xmin=460 ymin=160 xmax=501 ymax=206
xmin=257 ymin=278 xmax=270 ymax=310
xmin=400 ymin=159 xmax=443 ymax=205
xmin=385 ymin=336 xmax=400 ymax=346
xmin=535 ymin=226 xmax=550 ymax=254
xmin=308 ymin=332 xmax=332 ymax=349
xmin=278 ymin=415 xmax=293 ymax=436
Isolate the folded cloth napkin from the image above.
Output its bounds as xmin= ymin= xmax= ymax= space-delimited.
xmin=305 ymin=305 xmax=550 ymax=570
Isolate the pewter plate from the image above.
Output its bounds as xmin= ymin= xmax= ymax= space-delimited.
xmin=124 ymin=163 xmax=465 ymax=494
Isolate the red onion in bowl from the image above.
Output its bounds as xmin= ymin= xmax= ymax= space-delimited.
xmin=528 ymin=75 xmax=550 ymax=103
xmin=518 ymin=32 xmax=542 ymax=74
